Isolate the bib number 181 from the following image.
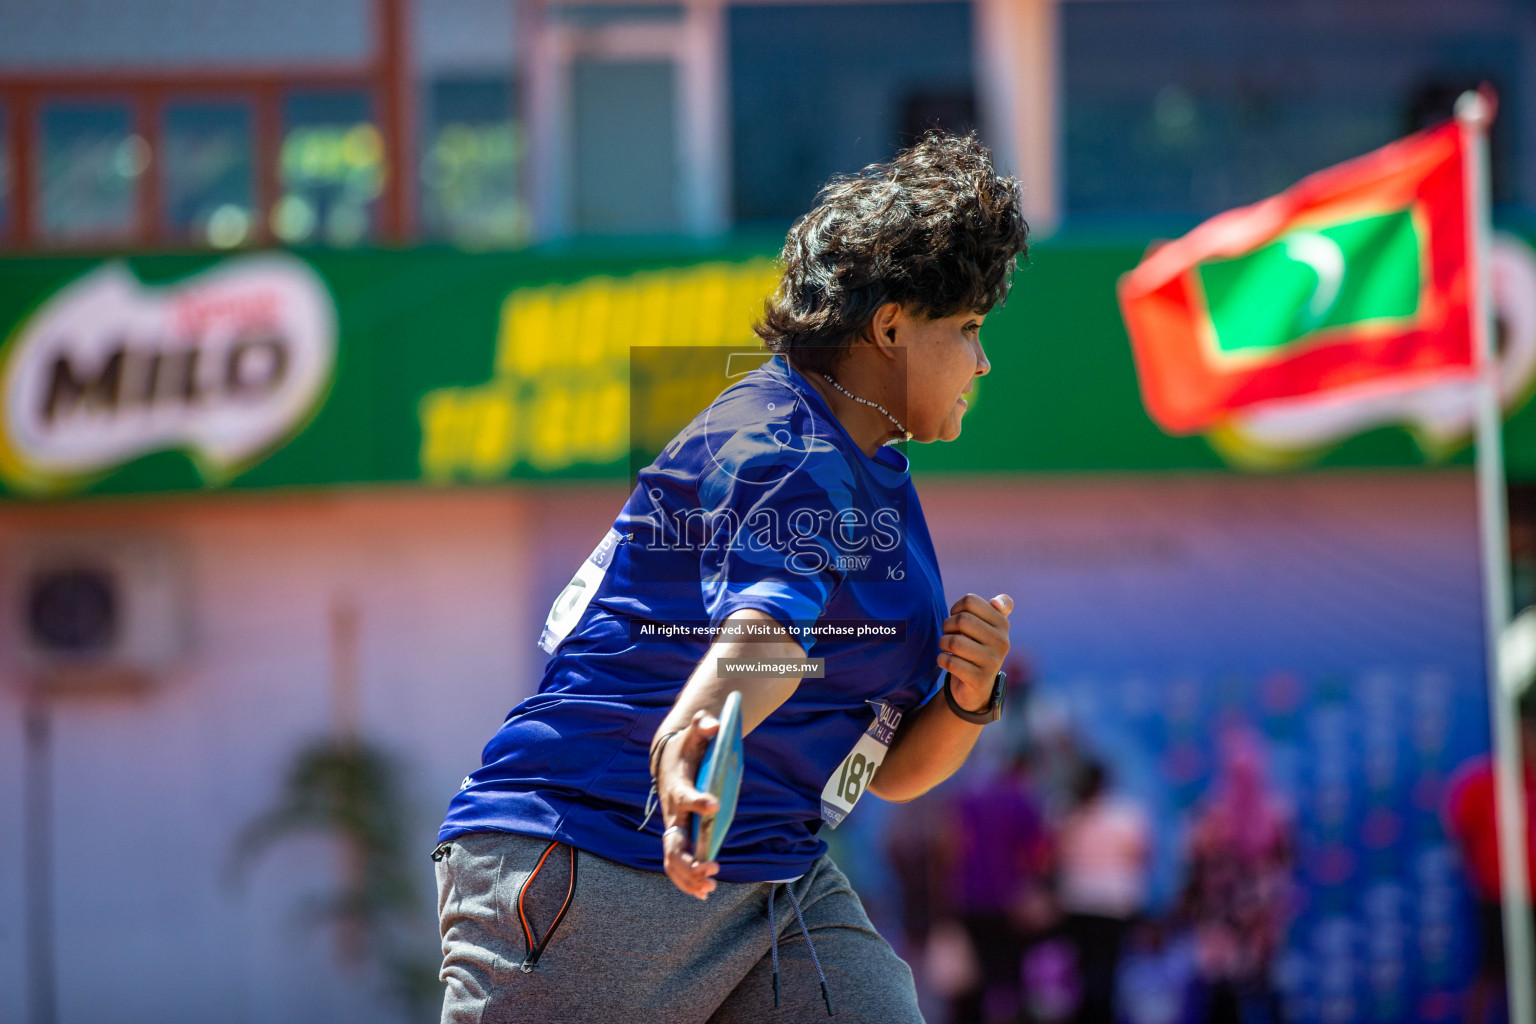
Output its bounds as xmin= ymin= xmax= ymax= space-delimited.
xmin=837 ymin=750 xmax=878 ymax=803
xmin=820 ymin=701 xmax=902 ymax=828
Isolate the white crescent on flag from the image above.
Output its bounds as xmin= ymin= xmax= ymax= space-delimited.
xmin=1280 ymin=230 xmax=1346 ymax=326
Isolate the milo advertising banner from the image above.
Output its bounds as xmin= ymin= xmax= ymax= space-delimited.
xmin=2 ymin=234 xmax=1536 ymax=500
xmin=2 ymin=255 xmax=335 ymax=493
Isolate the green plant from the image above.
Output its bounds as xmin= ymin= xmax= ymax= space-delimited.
xmin=231 ymin=736 xmax=439 ymax=1021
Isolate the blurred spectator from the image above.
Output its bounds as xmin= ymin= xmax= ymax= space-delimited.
xmin=948 ymin=752 xmax=1051 ymax=1024
xmin=1180 ymin=729 xmax=1293 ymax=1024
xmin=1116 ymin=922 xmax=1199 ymax=1024
xmin=887 ymin=790 xmax=955 ymax=959
xmin=1444 ymin=689 xmax=1536 ymax=1024
xmin=1057 ymin=760 xmax=1152 ymax=1024
xmin=1028 ymin=699 xmax=1089 ymax=822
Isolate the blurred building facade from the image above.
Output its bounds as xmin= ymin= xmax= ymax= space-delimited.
xmin=1 ymin=0 xmax=1532 ymax=251
xmin=2 ymin=3 xmax=1536 ymax=1024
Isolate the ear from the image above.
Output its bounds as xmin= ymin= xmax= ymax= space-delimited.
xmin=863 ymin=301 xmax=905 ymax=360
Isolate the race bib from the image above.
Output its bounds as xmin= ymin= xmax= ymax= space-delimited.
xmin=820 ymin=701 xmax=903 ymax=827
xmin=539 ymin=528 xmax=624 ymax=654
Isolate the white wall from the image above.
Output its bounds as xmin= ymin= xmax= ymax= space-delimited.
xmin=0 ymin=0 xmax=518 ymax=76
xmin=413 ymin=0 xmax=515 ymax=78
xmin=0 ymin=486 xmax=577 ymax=1024
xmin=0 ymin=0 xmax=372 ymax=69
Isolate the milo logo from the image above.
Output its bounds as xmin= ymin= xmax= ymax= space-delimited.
xmin=0 ymin=254 xmax=336 ymax=493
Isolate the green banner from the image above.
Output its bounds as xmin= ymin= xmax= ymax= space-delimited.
xmin=2 ymin=233 xmax=1535 ymax=501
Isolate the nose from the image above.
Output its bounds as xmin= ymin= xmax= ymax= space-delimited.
xmin=973 ymin=338 xmax=991 ymax=377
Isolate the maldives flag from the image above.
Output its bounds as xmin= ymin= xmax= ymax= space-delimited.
xmin=1118 ymin=117 xmax=1479 ymax=435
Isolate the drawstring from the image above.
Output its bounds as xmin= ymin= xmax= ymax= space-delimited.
xmin=787 ymin=885 xmax=835 ymax=1016
xmin=767 ymin=883 xmax=834 ymax=1015
xmin=768 ymin=884 xmax=781 ymax=1007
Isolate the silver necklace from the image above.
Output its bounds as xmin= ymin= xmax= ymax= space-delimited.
xmin=820 ymin=373 xmax=912 ymax=444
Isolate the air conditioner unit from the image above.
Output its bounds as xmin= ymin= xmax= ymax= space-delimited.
xmin=10 ymin=534 xmax=191 ymax=687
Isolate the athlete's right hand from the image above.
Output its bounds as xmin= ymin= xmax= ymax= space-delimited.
xmin=657 ymin=708 xmax=723 ymax=899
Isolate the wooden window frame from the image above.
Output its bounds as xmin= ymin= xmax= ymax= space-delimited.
xmin=0 ymin=0 xmax=411 ymax=252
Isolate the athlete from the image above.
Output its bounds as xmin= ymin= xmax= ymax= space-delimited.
xmin=433 ymin=131 xmax=1029 ymax=1023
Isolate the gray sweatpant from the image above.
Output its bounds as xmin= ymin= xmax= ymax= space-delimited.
xmin=434 ymin=830 xmax=925 ymax=1024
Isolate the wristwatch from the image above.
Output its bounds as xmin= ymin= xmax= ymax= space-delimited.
xmin=942 ymin=669 xmax=1006 ymax=724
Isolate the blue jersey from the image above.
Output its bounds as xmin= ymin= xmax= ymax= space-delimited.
xmin=439 ymin=354 xmax=949 ymax=882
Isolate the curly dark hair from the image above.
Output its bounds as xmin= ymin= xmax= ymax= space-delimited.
xmin=755 ymin=132 xmax=1028 ymax=376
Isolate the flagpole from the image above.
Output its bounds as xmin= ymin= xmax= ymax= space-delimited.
xmin=1459 ymin=87 xmax=1534 ymax=1024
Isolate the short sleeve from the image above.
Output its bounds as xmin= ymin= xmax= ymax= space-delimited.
xmin=696 ymin=432 xmax=856 ymax=654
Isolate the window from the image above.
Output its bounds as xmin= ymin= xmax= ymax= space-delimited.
xmin=38 ymin=101 xmax=144 ymax=243
xmin=420 ymin=77 xmax=524 ymax=247
xmin=162 ymin=100 xmax=256 ymax=248
xmin=728 ymin=2 xmax=976 ymax=226
xmin=275 ymin=90 xmax=382 ymax=247
xmin=571 ymin=58 xmax=679 ymax=235
xmin=524 ymin=1 xmax=725 ymax=240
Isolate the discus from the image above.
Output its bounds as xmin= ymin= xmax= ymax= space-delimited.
xmin=692 ymin=690 xmax=744 ymax=863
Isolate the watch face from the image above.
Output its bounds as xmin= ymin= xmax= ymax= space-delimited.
xmin=992 ymin=670 xmax=1007 ymax=721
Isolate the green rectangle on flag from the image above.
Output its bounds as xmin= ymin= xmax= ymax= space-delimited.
xmin=1197 ymin=208 xmax=1422 ymax=356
